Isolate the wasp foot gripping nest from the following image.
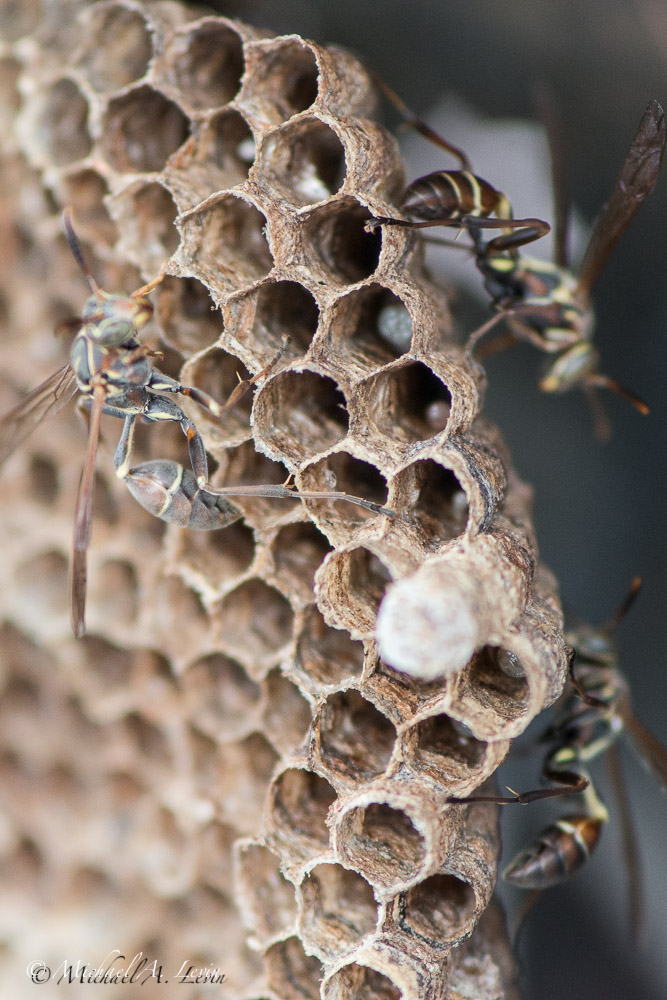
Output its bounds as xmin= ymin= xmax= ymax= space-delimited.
xmin=0 ymin=2 xmax=569 ymax=997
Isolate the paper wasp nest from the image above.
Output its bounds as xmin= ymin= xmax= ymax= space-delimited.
xmin=0 ymin=2 xmax=568 ymax=997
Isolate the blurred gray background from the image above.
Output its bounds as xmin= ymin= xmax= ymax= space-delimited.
xmin=203 ymin=3 xmax=667 ymax=998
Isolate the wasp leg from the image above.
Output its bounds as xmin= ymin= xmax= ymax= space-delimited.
xmin=366 ymin=215 xmax=549 ymax=252
xmin=114 ymin=399 xmax=393 ymax=523
xmin=446 ymin=769 xmax=589 ymax=805
xmin=146 ymin=337 xmax=291 ymax=418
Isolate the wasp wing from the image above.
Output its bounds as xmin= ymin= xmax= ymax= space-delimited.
xmin=605 ymin=743 xmax=644 ymax=942
xmin=619 ymin=699 xmax=667 ymax=791
xmin=0 ymin=364 xmax=78 ymax=466
xmin=577 ymin=100 xmax=666 ymax=296
xmin=70 ymin=386 xmax=104 ymax=639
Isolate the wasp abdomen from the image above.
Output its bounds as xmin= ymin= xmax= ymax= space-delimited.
xmin=402 ymin=170 xmax=505 ymax=222
xmin=503 ymin=814 xmax=603 ymax=889
xmin=123 ymin=460 xmax=243 ymax=530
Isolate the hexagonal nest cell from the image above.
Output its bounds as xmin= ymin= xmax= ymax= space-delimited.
xmin=0 ymin=4 xmax=566 ymax=999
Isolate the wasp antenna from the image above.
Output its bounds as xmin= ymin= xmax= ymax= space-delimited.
xmin=605 ymin=577 xmax=642 ymax=632
xmin=370 ymin=71 xmax=472 ymax=170
xmin=62 ymin=207 xmax=101 ymax=298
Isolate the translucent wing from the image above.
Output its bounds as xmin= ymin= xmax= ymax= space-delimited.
xmin=619 ymin=698 xmax=667 ymax=791
xmin=70 ymin=386 xmax=104 ymax=639
xmin=577 ymin=100 xmax=666 ymax=296
xmin=0 ymin=364 xmax=78 ymax=466
xmin=605 ymin=743 xmax=643 ymax=942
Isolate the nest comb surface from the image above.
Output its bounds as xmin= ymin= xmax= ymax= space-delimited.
xmin=0 ymin=2 xmax=569 ymax=997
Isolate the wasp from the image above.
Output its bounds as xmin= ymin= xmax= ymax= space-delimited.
xmin=465 ymin=98 xmax=666 ymax=436
xmin=447 ymin=580 xmax=667 ymax=911
xmin=0 ymin=210 xmax=392 ymax=638
xmin=364 ymin=75 xmax=550 ymax=251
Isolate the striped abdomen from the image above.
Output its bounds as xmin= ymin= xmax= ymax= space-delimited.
xmin=123 ymin=460 xmax=243 ymax=530
xmin=503 ymin=813 xmax=603 ymax=889
xmin=401 ymin=169 xmax=510 ymax=222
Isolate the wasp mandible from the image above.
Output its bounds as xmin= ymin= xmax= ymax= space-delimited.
xmin=0 ymin=210 xmax=392 ymax=638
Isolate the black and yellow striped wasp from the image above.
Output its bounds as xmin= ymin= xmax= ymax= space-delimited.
xmin=365 ymin=75 xmax=550 ymax=254
xmin=365 ymin=80 xmax=665 ymax=436
xmin=0 ymin=210 xmax=392 ymax=637
xmin=465 ymin=98 xmax=666 ymax=436
xmin=447 ymin=580 xmax=667 ymax=915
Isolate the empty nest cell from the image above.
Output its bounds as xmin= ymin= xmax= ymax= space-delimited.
xmin=172 ymin=518 xmax=256 ymax=592
xmin=255 ymin=368 xmax=349 ymax=462
xmin=266 ymin=936 xmax=324 ymax=1000
xmin=148 ymin=575 xmax=210 ymax=661
xmin=230 ymin=278 xmax=320 ymax=357
xmin=100 ymin=86 xmax=189 ymax=173
xmin=60 ymin=169 xmax=118 ymax=247
xmin=299 ymin=863 xmax=378 ymax=960
xmin=314 ymin=689 xmax=396 ymax=784
xmin=392 ymin=872 xmax=478 ymax=950
xmin=360 ymin=361 xmax=452 ymax=446
xmin=70 ymin=634 xmax=137 ymax=709
xmin=241 ymin=38 xmax=319 ymax=124
xmin=0 ymin=0 xmax=41 ymax=43
xmin=181 ymin=652 xmax=262 ymax=743
xmin=261 ymin=669 xmax=311 ymax=754
xmin=168 ymin=21 xmax=244 ymax=111
xmin=75 ymin=3 xmax=153 ymax=91
xmin=392 ymin=459 xmax=469 ymax=549
xmin=235 ymin=841 xmax=298 ymax=946
xmin=0 ymin=623 xmax=57 ymax=685
xmin=269 ymin=766 xmax=336 ymax=859
xmin=14 ymin=549 xmax=69 ymax=618
xmin=0 ymin=56 xmax=23 ymax=129
xmin=301 ymin=198 xmax=383 ymax=285
xmin=294 ymin=606 xmax=365 ymax=691
xmin=260 ymin=116 xmax=346 ymax=206
xmin=26 ymin=453 xmax=61 ymax=507
xmin=36 ymin=77 xmax=92 ymax=167
xmin=109 ymin=711 xmax=174 ymax=786
xmin=326 ymin=285 xmax=413 ymax=372
xmin=155 ymin=276 xmax=222 ymax=355
xmin=272 ymin=521 xmax=333 ymax=604
xmin=449 ymin=644 xmax=530 ymax=735
xmin=111 ymin=181 xmax=179 ymax=267
xmin=322 ymin=964 xmax=402 ymax=1000
xmin=181 ymin=193 xmax=273 ymax=288
xmin=215 ymin=732 xmax=279 ymax=835
xmin=335 ymin=802 xmax=426 ymax=891
xmin=197 ymin=108 xmax=256 ymax=187
xmin=90 ymin=559 xmax=139 ymax=628
xmin=316 ymin=546 xmax=393 ymax=639
xmin=408 ymin=715 xmax=489 ymax=789
xmin=214 ymin=578 xmax=295 ymax=668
